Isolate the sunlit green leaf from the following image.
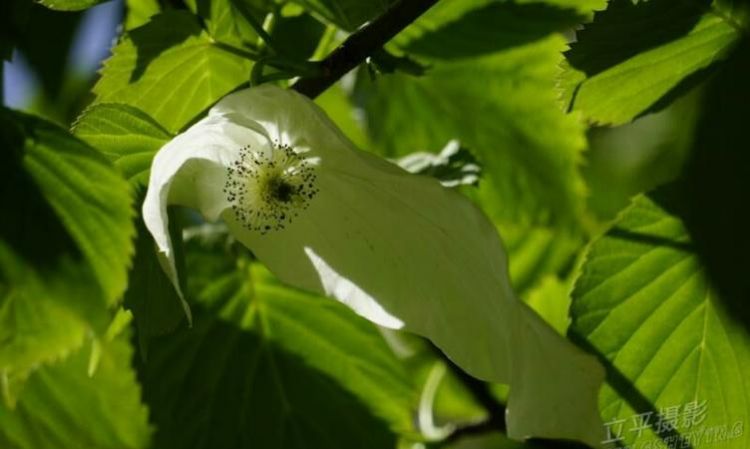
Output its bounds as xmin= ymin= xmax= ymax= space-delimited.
xmin=562 ymin=0 xmax=742 ymax=125
xmin=520 ymin=0 xmax=605 ymax=15
xmin=93 ymin=10 xmax=253 ymax=132
xmin=17 ymin=116 xmax=135 ymax=303
xmin=124 ymin=0 xmax=160 ymax=30
xmin=185 ymin=0 xmax=266 ymax=47
xmin=0 ymin=332 xmax=151 ymax=449
xmin=314 ymin=84 xmax=370 ymax=149
xmin=524 ymin=276 xmax=571 ymax=335
xmin=73 ymin=103 xmax=171 ymax=187
xmin=570 ymin=193 xmax=750 ymax=449
xmin=36 ymin=0 xmax=109 ymax=11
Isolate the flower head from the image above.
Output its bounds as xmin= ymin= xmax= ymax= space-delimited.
xmin=143 ymin=85 xmax=605 ymax=447
xmin=223 ymin=142 xmax=318 ymax=233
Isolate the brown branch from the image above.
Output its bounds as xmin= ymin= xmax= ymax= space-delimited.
xmin=291 ymin=0 xmax=438 ymax=99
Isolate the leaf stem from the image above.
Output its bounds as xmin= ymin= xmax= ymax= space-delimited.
xmin=212 ymin=41 xmax=261 ymax=61
xmin=291 ymin=0 xmax=438 ymax=98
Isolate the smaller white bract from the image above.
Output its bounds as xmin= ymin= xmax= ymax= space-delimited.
xmin=143 ymin=84 xmax=605 ymax=447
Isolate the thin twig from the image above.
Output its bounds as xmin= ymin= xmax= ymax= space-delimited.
xmin=291 ymin=0 xmax=438 ymax=98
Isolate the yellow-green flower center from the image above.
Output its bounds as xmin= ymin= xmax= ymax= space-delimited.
xmin=224 ymin=143 xmax=318 ymax=234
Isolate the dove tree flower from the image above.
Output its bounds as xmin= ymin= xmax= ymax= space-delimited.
xmin=143 ymin=84 xmax=605 ymax=447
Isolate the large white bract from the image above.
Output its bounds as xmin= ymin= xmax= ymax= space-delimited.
xmin=143 ymin=84 xmax=605 ymax=447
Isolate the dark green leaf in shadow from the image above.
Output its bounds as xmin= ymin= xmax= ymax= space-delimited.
xmin=0 ymin=0 xmax=31 ymax=60
xmin=270 ymin=10 xmax=326 ymax=61
xmin=123 ymin=209 xmax=186 ymax=357
xmin=402 ymin=2 xmax=583 ymax=60
xmin=678 ymin=34 xmax=750 ymax=331
xmin=137 ymin=233 xmax=419 ymax=447
xmin=293 ymin=0 xmax=396 ymax=31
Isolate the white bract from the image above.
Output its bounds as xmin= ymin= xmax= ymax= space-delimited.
xmin=143 ymin=84 xmax=605 ymax=447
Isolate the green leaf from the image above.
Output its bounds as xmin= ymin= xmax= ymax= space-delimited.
xmin=269 ymin=9 xmax=327 ymax=61
xmin=314 ymin=84 xmax=370 ymax=149
xmin=14 ymin=113 xmax=134 ymax=305
xmin=389 ymin=0 xmax=588 ymax=51
xmin=186 ymin=0 xmax=266 ymax=47
xmin=563 ymin=0 xmax=743 ymax=126
xmin=73 ymin=103 xmax=172 ymax=187
xmin=72 ymin=106 xmax=185 ymax=348
xmin=0 ymin=261 xmax=95 ymax=403
xmin=582 ymin=92 xmax=699 ymax=220
xmin=358 ymin=2 xmax=588 ymax=225
xmin=0 ymin=109 xmax=135 ymax=386
xmin=292 ymin=0 xmax=395 ymax=31
xmin=36 ymin=0 xmax=109 ymax=11
xmin=249 ymin=265 xmax=418 ymax=436
xmin=138 ymin=233 xmax=417 ymax=447
xmin=0 ymin=332 xmax=152 ymax=449
xmin=518 ymin=0 xmax=606 ymax=15
xmin=570 ymin=193 xmax=750 ymax=449
xmin=93 ymin=10 xmax=253 ymax=133
xmin=501 ymin=223 xmax=582 ymax=296
xmin=397 ymin=2 xmax=584 ymax=59
xmin=125 ymin=0 xmax=160 ymax=30
xmin=524 ymin=276 xmax=572 ymax=336
xmin=122 ymin=215 xmax=185 ymax=354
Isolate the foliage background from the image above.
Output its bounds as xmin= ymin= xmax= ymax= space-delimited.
xmin=1 ymin=0 xmax=749 ymax=448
